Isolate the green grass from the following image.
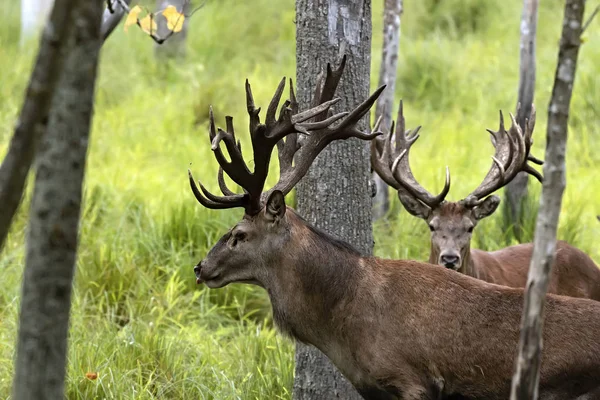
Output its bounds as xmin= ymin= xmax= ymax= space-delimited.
xmin=1 ymin=0 xmax=600 ymax=398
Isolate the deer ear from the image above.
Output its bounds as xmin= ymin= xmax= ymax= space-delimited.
xmin=473 ymin=195 xmax=500 ymax=220
xmin=265 ymin=190 xmax=286 ymax=222
xmin=397 ymin=189 xmax=430 ymax=219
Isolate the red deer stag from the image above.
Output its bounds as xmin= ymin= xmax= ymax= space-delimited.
xmin=371 ymin=102 xmax=600 ymax=300
xmin=189 ymin=60 xmax=600 ymax=399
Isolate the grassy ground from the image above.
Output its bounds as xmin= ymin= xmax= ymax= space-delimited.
xmin=1 ymin=0 xmax=599 ymax=398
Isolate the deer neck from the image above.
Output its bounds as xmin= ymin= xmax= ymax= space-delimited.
xmin=263 ymin=212 xmax=363 ymax=349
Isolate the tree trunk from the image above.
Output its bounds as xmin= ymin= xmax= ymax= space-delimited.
xmin=294 ymin=1 xmax=372 ymax=399
xmin=20 ymin=0 xmax=55 ymax=46
xmin=509 ymin=1 xmax=585 ymax=398
xmin=0 ymin=0 xmax=126 ymax=252
xmin=12 ymin=1 xmax=104 ymax=398
xmin=372 ymin=0 xmax=403 ymax=221
xmin=504 ymin=0 xmax=539 ymax=242
xmin=154 ymin=0 xmax=190 ymax=59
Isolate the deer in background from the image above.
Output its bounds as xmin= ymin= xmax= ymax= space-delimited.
xmin=188 ymin=58 xmax=600 ymax=399
xmin=372 ymin=102 xmax=600 ymax=300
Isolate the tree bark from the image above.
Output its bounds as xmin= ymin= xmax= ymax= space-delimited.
xmin=12 ymin=1 xmax=104 ymax=399
xmin=505 ymin=0 xmax=539 ymax=241
xmin=154 ymin=0 xmax=190 ymax=59
xmin=372 ymin=0 xmax=403 ymax=221
xmin=0 ymin=0 xmax=77 ymax=251
xmin=294 ymin=1 xmax=372 ymax=399
xmin=509 ymin=1 xmax=585 ymax=398
xmin=20 ymin=0 xmax=56 ymax=46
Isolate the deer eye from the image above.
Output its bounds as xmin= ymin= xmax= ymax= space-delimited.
xmin=231 ymin=231 xmax=247 ymax=247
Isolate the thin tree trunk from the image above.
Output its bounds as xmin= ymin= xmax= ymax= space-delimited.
xmin=0 ymin=0 xmax=125 ymax=252
xmin=505 ymin=0 xmax=539 ymax=241
xmin=294 ymin=1 xmax=372 ymax=399
xmin=372 ymin=0 xmax=403 ymax=221
xmin=154 ymin=0 xmax=190 ymax=59
xmin=0 ymin=0 xmax=77 ymax=251
xmin=12 ymin=1 xmax=104 ymax=398
xmin=509 ymin=1 xmax=586 ymax=398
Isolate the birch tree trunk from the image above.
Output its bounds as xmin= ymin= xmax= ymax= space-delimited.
xmin=509 ymin=1 xmax=586 ymax=398
xmin=154 ymin=0 xmax=190 ymax=59
xmin=293 ymin=1 xmax=373 ymax=399
xmin=101 ymin=0 xmax=133 ymax=42
xmin=12 ymin=1 xmax=104 ymax=398
xmin=372 ymin=0 xmax=403 ymax=221
xmin=20 ymin=0 xmax=55 ymax=46
xmin=504 ymin=0 xmax=539 ymax=241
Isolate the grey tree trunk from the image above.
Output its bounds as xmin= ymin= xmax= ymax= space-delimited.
xmin=294 ymin=1 xmax=372 ymax=399
xmin=20 ymin=0 xmax=55 ymax=46
xmin=0 ymin=0 xmax=77 ymax=251
xmin=504 ymin=0 xmax=539 ymax=241
xmin=0 ymin=0 xmax=127 ymax=252
xmin=12 ymin=1 xmax=104 ymax=399
xmin=372 ymin=0 xmax=403 ymax=221
xmin=509 ymin=1 xmax=585 ymax=398
xmin=154 ymin=0 xmax=190 ymax=59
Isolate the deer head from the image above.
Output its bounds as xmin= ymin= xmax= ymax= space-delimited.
xmin=190 ymin=57 xmax=384 ymax=288
xmin=371 ymin=102 xmax=542 ymax=271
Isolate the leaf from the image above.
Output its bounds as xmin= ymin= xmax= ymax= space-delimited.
xmin=85 ymin=372 xmax=98 ymax=380
xmin=162 ymin=5 xmax=185 ymax=33
xmin=124 ymin=5 xmax=142 ymax=32
xmin=139 ymin=14 xmax=158 ymax=35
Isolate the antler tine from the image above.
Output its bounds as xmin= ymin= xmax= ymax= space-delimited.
xmin=370 ymin=115 xmax=402 ymax=189
xmin=388 ymin=101 xmax=450 ymax=208
xmin=463 ymin=106 xmax=543 ymax=205
xmin=188 ymin=170 xmax=246 ymax=210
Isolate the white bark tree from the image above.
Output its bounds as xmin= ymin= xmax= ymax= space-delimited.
xmin=504 ymin=0 xmax=539 ymax=241
xmin=20 ymin=0 xmax=56 ymax=46
xmin=154 ymin=0 xmax=190 ymax=59
xmin=372 ymin=0 xmax=403 ymax=221
xmin=11 ymin=0 xmax=108 ymax=398
xmin=510 ymin=1 xmax=587 ymax=398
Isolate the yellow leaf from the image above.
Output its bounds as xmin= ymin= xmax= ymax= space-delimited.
xmin=124 ymin=5 xmax=142 ymax=32
xmin=162 ymin=5 xmax=185 ymax=33
xmin=139 ymin=14 xmax=158 ymax=35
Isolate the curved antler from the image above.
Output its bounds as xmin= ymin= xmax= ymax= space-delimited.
xmin=461 ymin=105 xmax=543 ymax=207
xmin=189 ymin=55 xmax=385 ymax=215
xmin=371 ymin=100 xmax=450 ymax=209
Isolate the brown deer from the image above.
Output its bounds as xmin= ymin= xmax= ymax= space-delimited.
xmin=371 ymin=102 xmax=600 ymax=300
xmin=188 ymin=60 xmax=600 ymax=399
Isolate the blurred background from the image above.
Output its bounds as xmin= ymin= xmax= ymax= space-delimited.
xmin=0 ymin=0 xmax=598 ymax=398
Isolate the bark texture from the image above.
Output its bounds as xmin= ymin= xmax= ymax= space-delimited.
xmin=154 ymin=0 xmax=190 ymax=59
xmin=294 ymin=1 xmax=372 ymax=399
xmin=372 ymin=0 xmax=403 ymax=221
xmin=509 ymin=1 xmax=585 ymax=398
xmin=504 ymin=0 xmax=539 ymax=241
xmin=12 ymin=1 xmax=104 ymax=398
xmin=0 ymin=0 xmax=77 ymax=251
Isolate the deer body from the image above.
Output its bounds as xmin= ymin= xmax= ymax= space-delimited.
xmin=198 ymin=207 xmax=600 ymax=400
xmin=372 ymin=103 xmax=600 ymax=301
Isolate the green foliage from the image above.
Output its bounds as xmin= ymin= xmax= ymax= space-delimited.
xmin=1 ymin=0 xmax=599 ymax=398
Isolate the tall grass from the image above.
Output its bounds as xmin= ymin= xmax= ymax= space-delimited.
xmin=1 ymin=0 xmax=599 ymax=398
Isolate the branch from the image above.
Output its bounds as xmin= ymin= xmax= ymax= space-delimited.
xmin=0 ymin=0 xmax=78 ymax=251
xmin=509 ymin=0 xmax=586 ymax=399
xmin=582 ymin=4 xmax=600 ymax=34
xmin=101 ymin=0 xmax=133 ymax=42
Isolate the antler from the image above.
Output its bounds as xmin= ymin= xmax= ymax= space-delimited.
xmin=461 ymin=105 xmax=543 ymax=206
xmin=189 ymin=55 xmax=385 ymax=215
xmin=371 ymin=100 xmax=450 ymax=208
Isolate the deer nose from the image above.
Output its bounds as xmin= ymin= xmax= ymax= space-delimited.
xmin=440 ymin=254 xmax=460 ymax=269
xmin=193 ymin=262 xmax=203 ymax=275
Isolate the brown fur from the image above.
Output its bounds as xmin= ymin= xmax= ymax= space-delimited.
xmin=404 ymin=198 xmax=600 ymax=301
xmin=195 ymin=197 xmax=600 ymax=400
